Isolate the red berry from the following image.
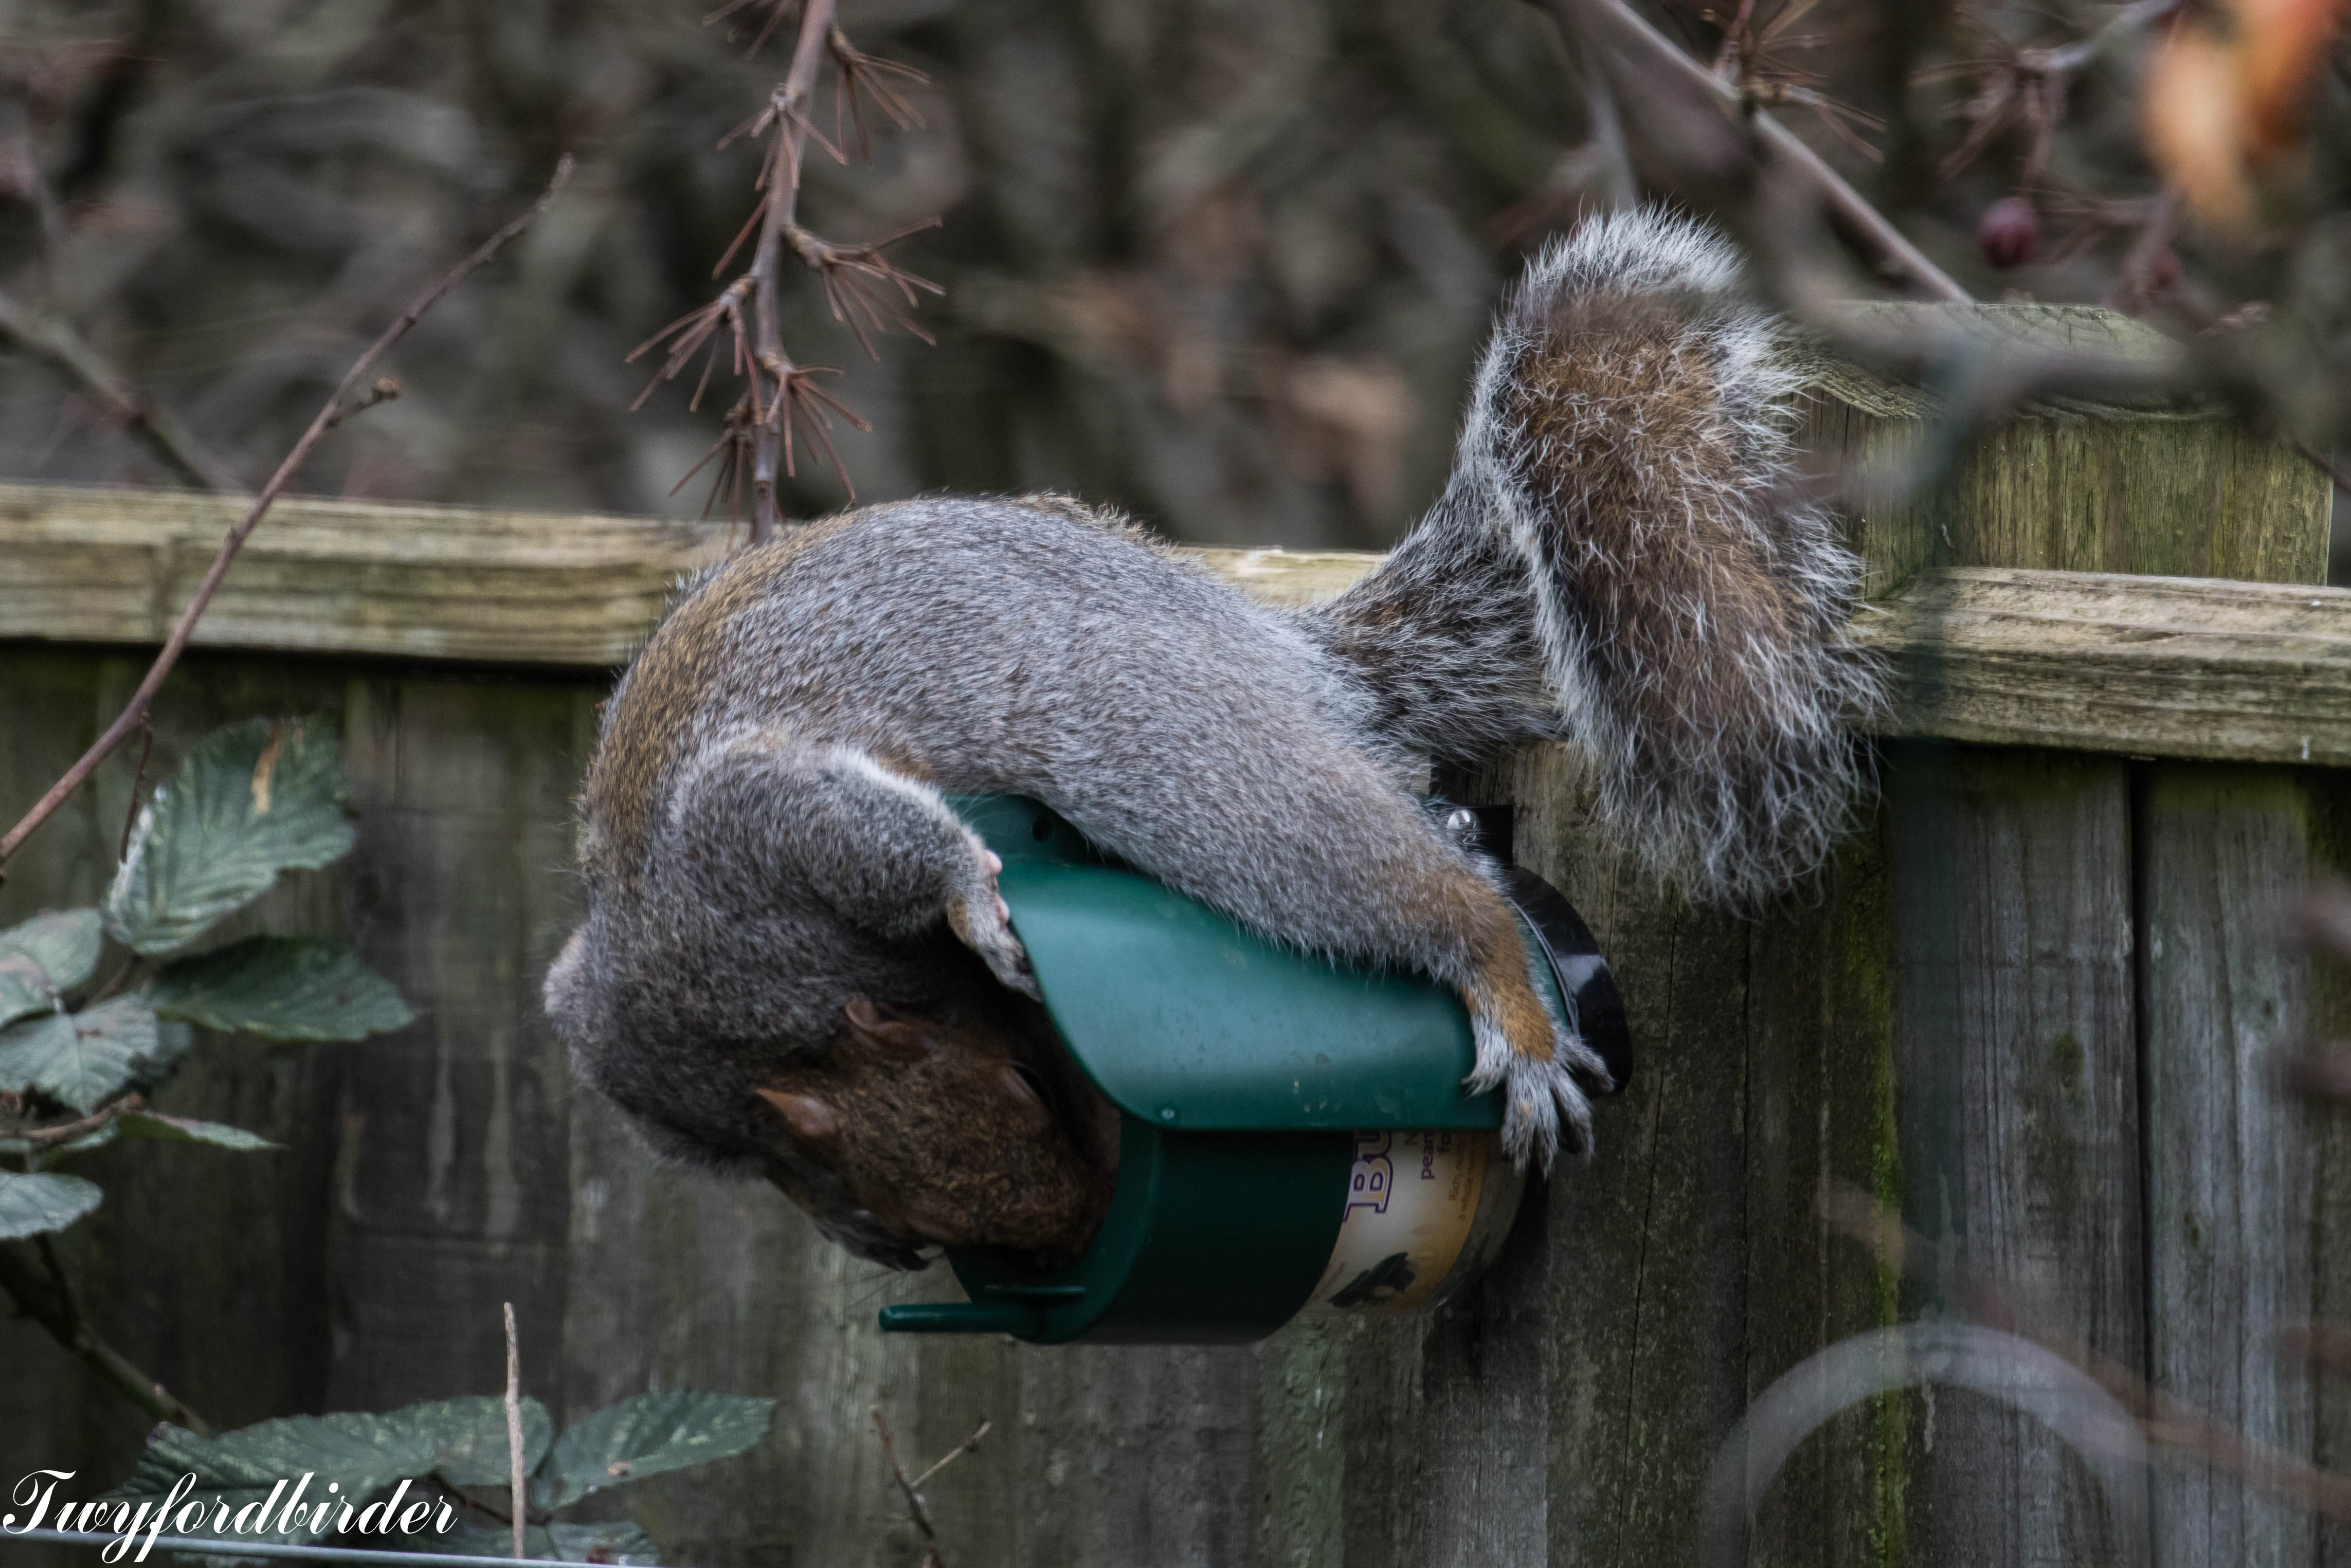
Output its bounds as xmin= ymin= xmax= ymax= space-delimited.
xmin=1977 ymin=196 xmax=2040 ymax=269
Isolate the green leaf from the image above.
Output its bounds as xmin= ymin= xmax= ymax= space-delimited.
xmin=104 ymin=718 xmax=355 ymax=957
xmin=0 ymin=1168 xmax=101 ymax=1238
xmin=419 ymin=1395 xmax=554 ymax=1486
xmin=0 ymin=997 xmax=163 ymax=1112
xmin=531 ymin=1391 xmax=775 ymax=1511
xmin=152 ymin=937 xmax=412 ymax=1043
xmin=108 ymin=1398 xmax=551 ymax=1546
xmin=0 ymin=909 xmax=102 ymax=1028
xmin=117 ymin=1110 xmax=279 ymax=1151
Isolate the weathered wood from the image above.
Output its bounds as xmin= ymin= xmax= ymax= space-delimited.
xmin=0 ymin=480 xmax=1383 ymax=665
xmin=1796 ymin=303 xmax=2330 ymax=595
xmin=12 ymin=483 xmax=2351 ymax=768
xmin=1860 ymin=570 xmax=2351 ymax=766
xmin=2139 ymin=767 xmax=2320 ymax=1568
xmin=1885 ymin=747 xmax=2147 ymax=1565
xmin=1505 ymin=748 xmax=1755 ymax=1568
xmin=1742 ymin=793 xmax=1903 ymax=1568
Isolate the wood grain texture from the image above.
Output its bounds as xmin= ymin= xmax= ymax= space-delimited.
xmin=1799 ymin=340 xmax=2329 ymax=596
xmin=2139 ymin=766 xmax=2319 ymax=1568
xmin=1885 ymin=746 xmax=2148 ymax=1566
xmin=1861 ymin=569 xmax=2351 ymax=766
xmin=1505 ymin=747 xmax=1753 ymax=1568
xmin=8 ymin=483 xmax=2351 ymax=768
xmin=1742 ymin=796 xmax=1904 ymax=1568
xmin=0 ymin=481 xmax=1384 ymax=665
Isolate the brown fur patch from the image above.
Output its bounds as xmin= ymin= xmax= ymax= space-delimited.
xmin=1466 ymin=924 xmax=1554 ymax=1066
xmin=583 ymin=516 xmax=850 ymax=882
xmin=1507 ymin=295 xmax=1808 ymax=747
xmin=755 ymin=1001 xmax=1116 ymax=1260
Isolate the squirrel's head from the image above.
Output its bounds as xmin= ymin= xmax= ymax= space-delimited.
xmin=546 ymin=916 xmax=1117 ymax=1270
xmin=753 ymin=995 xmax=1119 ymax=1265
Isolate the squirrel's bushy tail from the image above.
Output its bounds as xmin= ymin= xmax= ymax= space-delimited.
xmin=1317 ymin=207 xmax=1886 ymax=904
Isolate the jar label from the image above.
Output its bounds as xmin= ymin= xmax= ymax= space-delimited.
xmin=1304 ymin=1129 xmax=1492 ymax=1316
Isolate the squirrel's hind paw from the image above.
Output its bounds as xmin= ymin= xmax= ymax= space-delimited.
xmin=1468 ymin=1009 xmax=1606 ymax=1171
xmin=1495 ymin=1051 xmax=1596 ymax=1171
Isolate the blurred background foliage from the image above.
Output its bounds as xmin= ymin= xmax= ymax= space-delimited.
xmin=0 ymin=0 xmax=2339 ymax=555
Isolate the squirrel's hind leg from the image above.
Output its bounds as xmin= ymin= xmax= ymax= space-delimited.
xmin=1040 ymin=749 xmax=1606 ymax=1168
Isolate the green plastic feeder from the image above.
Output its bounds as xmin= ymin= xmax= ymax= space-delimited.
xmin=876 ymin=796 xmax=1628 ymax=1345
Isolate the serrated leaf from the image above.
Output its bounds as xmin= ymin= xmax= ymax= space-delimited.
xmin=107 ymin=1398 xmax=552 ymax=1546
xmin=531 ymin=1391 xmax=775 ymax=1511
xmin=152 ymin=938 xmax=412 ymax=1043
xmin=0 ymin=909 xmax=102 ymax=1028
xmin=0 ymin=1168 xmax=101 ymax=1238
xmin=104 ymin=718 xmax=354 ymax=957
xmin=117 ymin=1110 xmax=279 ymax=1151
xmin=0 ymin=997 xmax=162 ymax=1113
xmin=420 ymin=1395 xmax=554 ymax=1486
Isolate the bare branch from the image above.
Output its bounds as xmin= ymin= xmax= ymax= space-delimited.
xmin=0 ymin=156 xmax=575 ymax=873
xmin=0 ymin=1233 xmax=210 ymax=1434
xmin=872 ymin=1407 xmax=989 ymax=1568
xmin=785 ymin=219 xmax=944 ymax=356
xmin=0 ymin=284 xmax=241 ymax=493
xmin=1557 ymin=0 xmax=1970 ymax=302
xmin=746 ymin=0 xmax=840 ymax=544
xmin=829 ymin=26 xmax=928 ymax=158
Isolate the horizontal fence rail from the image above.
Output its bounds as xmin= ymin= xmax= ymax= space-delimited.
xmin=2 ymin=482 xmax=2348 ymax=769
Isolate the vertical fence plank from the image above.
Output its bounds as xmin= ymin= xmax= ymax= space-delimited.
xmin=1505 ymin=747 xmax=1753 ymax=1568
xmin=1742 ymin=795 xmax=1904 ymax=1568
xmin=2140 ymin=764 xmax=2320 ymax=1568
xmin=1251 ymin=1318 xmax=1350 ymax=1568
xmin=1886 ymin=746 xmax=2146 ymax=1566
xmin=324 ymin=677 xmax=593 ymax=1412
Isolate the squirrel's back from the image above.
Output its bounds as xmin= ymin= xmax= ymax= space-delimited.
xmin=580 ymin=495 xmax=1359 ymax=890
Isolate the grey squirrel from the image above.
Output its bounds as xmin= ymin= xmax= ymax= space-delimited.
xmin=545 ymin=208 xmax=1886 ymax=1270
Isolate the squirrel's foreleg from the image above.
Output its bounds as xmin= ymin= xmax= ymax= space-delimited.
xmin=668 ymin=735 xmax=1038 ymax=998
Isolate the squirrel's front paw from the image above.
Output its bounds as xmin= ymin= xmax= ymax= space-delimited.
xmin=948 ymin=844 xmax=1041 ymax=999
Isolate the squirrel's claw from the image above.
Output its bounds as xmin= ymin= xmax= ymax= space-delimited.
xmin=1468 ymin=1012 xmax=1607 ymax=1172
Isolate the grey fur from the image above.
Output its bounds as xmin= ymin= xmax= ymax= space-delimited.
xmin=547 ymin=208 xmax=1879 ymax=1266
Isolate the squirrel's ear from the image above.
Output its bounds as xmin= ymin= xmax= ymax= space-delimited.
xmin=755 ymin=1086 xmax=841 ymax=1148
xmin=842 ymin=996 xmax=933 ymax=1060
xmin=997 ymin=1062 xmax=1054 ymax=1135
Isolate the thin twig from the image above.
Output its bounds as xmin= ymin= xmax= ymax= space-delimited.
xmin=5 ymin=1092 xmax=141 ymax=1148
xmin=503 ymin=1302 xmax=526 ymax=1561
xmin=1558 ymin=0 xmax=1970 ymax=302
xmin=911 ymin=1419 xmax=991 ymax=1490
xmin=872 ymin=1407 xmax=988 ymax=1568
xmin=0 ymin=156 xmax=573 ymax=876
xmin=747 ymin=0 xmax=839 ymax=544
xmin=324 ymin=376 xmax=404 ymax=431
xmin=0 ymin=283 xmax=241 ymax=493
xmin=0 ymin=1238 xmax=210 ymax=1432
xmin=117 ymin=720 xmax=153 ymax=863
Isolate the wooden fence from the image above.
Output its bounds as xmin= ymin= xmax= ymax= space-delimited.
xmin=2 ymin=363 xmax=2347 ymax=1568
